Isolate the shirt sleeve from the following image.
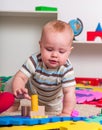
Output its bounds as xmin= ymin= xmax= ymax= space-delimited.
xmin=20 ymin=54 xmax=37 ymax=78
xmin=61 ymin=61 xmax=76 ymax=88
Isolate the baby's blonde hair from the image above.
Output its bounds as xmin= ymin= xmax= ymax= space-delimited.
xmin=40 ymin=20 xmax=74 ymax=42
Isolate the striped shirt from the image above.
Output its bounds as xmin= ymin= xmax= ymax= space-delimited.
xmin=20 ymin=52 xmax=76 ymax=112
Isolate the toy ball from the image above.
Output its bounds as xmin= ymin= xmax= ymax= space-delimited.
xmin=0 ymin=92 xmax=15 ymax=113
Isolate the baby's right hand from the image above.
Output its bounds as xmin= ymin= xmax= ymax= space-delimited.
xmin=13 ymin=87 xmax=31 ymax=100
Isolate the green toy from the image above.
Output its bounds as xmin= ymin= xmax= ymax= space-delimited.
xmin=35 ymin=6 xmax=57 ymax=11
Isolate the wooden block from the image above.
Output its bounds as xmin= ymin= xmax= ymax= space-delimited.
xmin=21 ymin=106 xmax=31 ymax=117
xmin=30 ymin=106 xmax=45 ymax=117
xmin=31 ymin=94 xmax=38 ymax=111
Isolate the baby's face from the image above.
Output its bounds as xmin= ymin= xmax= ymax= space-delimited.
xmin=40 ymin=31 xmax=72 ymax=69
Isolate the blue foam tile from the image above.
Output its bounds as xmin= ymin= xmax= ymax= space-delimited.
xmin=71 ymin=117 xmax=82 ymax=121
xmin=0 ymin=116 xmax=13 ymax=126
xmin=80 ymin=117 xmax=87 ymax=121
xmin=23 ymin=118 xmax=39 ymax=125
xmin=49 ymin=116 xmax=61 ymax=122
xmin=60 ymin=116 xmax=71 ymax=121
xmin=10 ymin=118 xmax=23 ymax=125
xmin=100 ymin=120 xmax=102 ymax=124
xmin=38 ymin=118 xmax=50 ymax=124
xmin=0 ymin=119 xmax=10 ymax=126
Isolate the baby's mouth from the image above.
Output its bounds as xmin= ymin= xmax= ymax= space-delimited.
xmin=49 ymin=60 xmax=58 ymax=64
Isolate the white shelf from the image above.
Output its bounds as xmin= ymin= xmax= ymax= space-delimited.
xmin=0 ymin=11 xmax=58 ymax=18
xmin=73 ymin=41 xmax=102 ymax=44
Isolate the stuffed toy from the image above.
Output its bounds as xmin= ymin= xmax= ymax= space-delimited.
xmin=0 ymin=92 xmax=15 ymax=113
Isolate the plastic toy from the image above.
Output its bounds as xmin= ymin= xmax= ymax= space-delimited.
xmin=75 ymin=77 xmax=100 ymax=86
xmin=35 ymin=6 xmax=57 ymax=11
xmin=87 ymin=23 xmax=102 ymax=41
xmin=31 ymin=94 xmax=38 ymax=111
xmin=0 ymin=92 xmax=15 ymax=113
xmin=87 ymin=32 xmax=102 ymax=41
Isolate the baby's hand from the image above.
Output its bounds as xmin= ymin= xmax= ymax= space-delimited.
xmin=14 ymin=87 xmax=31 ymax=100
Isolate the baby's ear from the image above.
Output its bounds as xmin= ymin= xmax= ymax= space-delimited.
xmin=71 ymin=46 xmax=74 ymax=51
xmin=68 ymin=46 xmax=74 ymax=55
xmin=39 ymin=41 xmax=42 ymax=47
xmin=39 ymin=41 xmax=41 ymax=45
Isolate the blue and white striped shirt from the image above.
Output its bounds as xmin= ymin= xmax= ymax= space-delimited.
xmin=20 ymin=52 xmax=76 ymax=112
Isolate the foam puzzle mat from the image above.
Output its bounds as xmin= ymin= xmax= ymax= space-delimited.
xmin=1 ymin=77 xmax=102 ymax=129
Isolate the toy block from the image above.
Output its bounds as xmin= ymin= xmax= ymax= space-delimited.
xmin=21 ymin=106 xmax=31 ymax=117
xmin=31 ymin=94 xmax=38 ymax=111
xmin=30 ymin=106 xmax=45 ymax=117
xmin=96 ymin=23 xmax=102 ymax=31
xmin=35 ymin=6 xmax=57 ymax=11
xmin=87 ymin=31 xmax=102 ymax=41
xmin=71 ymin=110 xmax=79 ymax=117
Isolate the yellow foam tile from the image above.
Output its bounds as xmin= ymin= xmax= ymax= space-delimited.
xmin=1 ymin=121 xmax=102 ymax=130
xmin=60 ymin=121 xmax=102 ymax=130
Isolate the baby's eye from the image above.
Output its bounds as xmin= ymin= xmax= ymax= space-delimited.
xmin=46 ymin=48 xmax=53 ymax=51
xmin=59 ymin=50 xmax=66 ymax=54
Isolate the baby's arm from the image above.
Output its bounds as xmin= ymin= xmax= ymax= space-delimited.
xmin=12 ymin=70 xmax=31 ymax=100
xmin=59 ymin=86 xmax=76 ymax=116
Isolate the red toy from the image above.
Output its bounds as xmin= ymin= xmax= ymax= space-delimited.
xmin=87 ymin=32 xmax=102 ymax=41
xmin=0 ymin=92 xmax=15 ymax=113
xmin=75 ymin=77 xmax=99 ymax=86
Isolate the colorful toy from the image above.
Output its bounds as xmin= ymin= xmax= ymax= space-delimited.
xmin=30 ymin=94 xmax=46 ymax=117
xmin=69 ymin=18 xmax=83 ymax=40
xmin=35 ymin=6 xmax=57 ymax=11
xmin=87 ymin=23 xmax=102 ymax=41
xmin=75 ymin=77 xmax=100 ymax=86
xmin=31 ymin=94 xmax=38 ymax=111
xmin=30 ymin=106 xmax=45 ymax=118
xmin=0 ymin=92 xmax=15 ymax=113
xmin=21 ymin=106 xmax=31 ymax=117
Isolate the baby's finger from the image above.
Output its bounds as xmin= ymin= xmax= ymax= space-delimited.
xmin=14 ymin=89 xmax=24 ymax=99
xmin=16 ymin=89 xmax=23 ymax=95
xmin=21 ymin=88 xmax=28 ymax=94
xmin=24 ymin=93 xmax=31 ymax=100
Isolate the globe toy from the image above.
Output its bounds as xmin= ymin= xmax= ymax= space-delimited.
xmin=69 ymin=18 xmax=83 ymax=39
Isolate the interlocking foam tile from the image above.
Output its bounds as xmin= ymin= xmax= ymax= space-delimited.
xmin=60 ymin=121 xmax=102 ymax=130
xmin=0 ymin=115 xmax=88 ymax=126
xmin=76 ymin=89 xmax=102 ymax=104
xmin=1 ymin=114 xmax=102 ymax=128
xmin=1 ymin=121 xmax=102 ymax=130
xmin=76 ymin=84 xmax=102 ymax=108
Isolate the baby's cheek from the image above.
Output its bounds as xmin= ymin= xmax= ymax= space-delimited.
xmin=63 ymin=56 xmax=68 ymax=62
xmin=60 ymin=59 xmax=67 ymax=66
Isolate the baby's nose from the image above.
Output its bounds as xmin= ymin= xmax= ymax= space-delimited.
xmin=51 ymin=51 xmax=58 ymax=57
